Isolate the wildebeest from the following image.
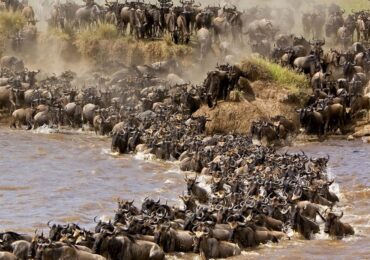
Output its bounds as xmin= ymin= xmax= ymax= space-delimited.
xmin=75 ymin=4 xmax=101 ymax=27
xmin=111 ymin=129 xmax=129 ymax=153
xmin=192 ymin=226 xmax=241 ymax=259
xmin=154 ymin=225 xmax=193 ymax=253
xmin=21 ymin=5 xmax=36 ymax=25
xmin=184 ymin=173 xmax=209 ymax=204
xmin=294 ymin=55 xmax=320 ymax=76
xmin=337 ymin=26 xmax=352 ymax=49
xmin=203 ymin=70 xmax=229 ymax=108
xmin=297 ymin=108 xmax=325 ymax=138
xmin=197 ymin=28 xmax=212 ymax=61
xmin=82 ymin=103 xmax=98 ymax=126
xmin=320 ymin=211 xmax=355 ymax=239
xmin=33 ymin=242 xmax=106 ymax=260
xmin=10 ymin=107 xmax=33 ymax=129
xmin=321 ymin=103 xmax=345 ymax=134
xmin=92 ymin=233 xmax=165 ymax=260
xmin=349 ymin=95 xmax=370 ymax=120
xmin=176 ymin=13 xmax=190 ymax=44
xmin=0 ymin=56 xmax=24 ymax=72
xmin=290 ymin=206 xmax=320 ymax=239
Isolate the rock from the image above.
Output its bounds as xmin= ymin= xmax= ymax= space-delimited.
xmin=347 ymin=135 xmax=355 ymax=141
xmin=353 ymin=129 xmax=370 ymax=138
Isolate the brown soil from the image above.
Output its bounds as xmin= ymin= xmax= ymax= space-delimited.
xmin=193 ymin=80 xmax=303 ymax=135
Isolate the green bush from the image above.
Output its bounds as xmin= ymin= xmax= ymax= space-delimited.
xmin=241 ymin=58 xmax=310 ymax=93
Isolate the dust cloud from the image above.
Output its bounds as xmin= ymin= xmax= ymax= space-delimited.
xmin=4 ymin=0 xmax=347 ymax=82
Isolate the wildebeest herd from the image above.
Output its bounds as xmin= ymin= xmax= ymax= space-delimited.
xmin=1 ymin=1 xmax=368 ymax=259
xmin=0 ymin=136 xmax=355 ymax=259
xmin=0 ymin=57 xmax=356 ymax=259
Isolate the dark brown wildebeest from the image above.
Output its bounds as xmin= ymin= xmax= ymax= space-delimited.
xmin=320 ymin=211 xmax=355 ymax=239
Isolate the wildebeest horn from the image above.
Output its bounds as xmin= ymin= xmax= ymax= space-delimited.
xmin=337 ymin=211 xmax=344 ymax=219
xmin=280 ymin=206 xmax=290 ymax=215
xmin=47 ymin=220 xmax=53 ymax=228
xmin=317 ymin=210 xmax=326 ymax=222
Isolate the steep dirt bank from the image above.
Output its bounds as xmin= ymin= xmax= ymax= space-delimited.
xmin=194 ymin=59 xmax=311 ymax=135
xmin=194 ymin=81 xmax=304 ymax=135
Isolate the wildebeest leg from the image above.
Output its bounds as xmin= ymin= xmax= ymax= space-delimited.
xmin=356 ymin=28 xmax=360 ymax=42
xmin=10 ymin=118 xmax=16 ymax=129
xmin=223 ymin=86 xmax=228 ymax=101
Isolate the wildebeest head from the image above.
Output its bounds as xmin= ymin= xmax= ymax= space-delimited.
xmin=154 ymin=224 xmax=172 ymax=252
xmin=179 ymin=193 xmax=197 ymax=211
xmin=47 ymin=221 xmax=64 ymax=241
xmin=94 ymin=217 xmax=114 ymax=233
xmin=92 ymin=231 xmax=111 ymax=255
xmin=324 ymin=211 xmax=343 ymax=233
xmin=141 ymin=197 xmax=161 ymax=214
xmin=34 ymin=243 xmax=48 ymax=260
xmin=111 ymin=130 xmax=129 ymax=154
xmin=192 ymin=224 xmax=210 ymax=253
xmin=184 ymin=173 xmax=199 ymax=194
xmin=117 ymin=199 xmax=137 ymax=214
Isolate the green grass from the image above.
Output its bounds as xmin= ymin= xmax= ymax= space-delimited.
xmin=241 ymin=57 xmax=310 ymax=94
xmin=46 ymin=27 xmax=74 ymax=42
xmin=72 ymin=22 xmax=193 ymax=64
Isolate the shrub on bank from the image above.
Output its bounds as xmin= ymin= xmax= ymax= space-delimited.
xmin=240 ymin=58 xmax=310 ymax=94
xmin=73 ymin=22 xmax=193 ymax=65
xmin=0 ymin=11 xmax=26 ymax=55
xmin=0 ymin=11 xmax=25 ymax=37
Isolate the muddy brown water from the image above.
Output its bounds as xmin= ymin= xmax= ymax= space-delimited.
xmin=0 ymin=127 xmax=369 ymax=259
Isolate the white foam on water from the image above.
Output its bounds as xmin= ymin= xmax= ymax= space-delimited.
xmin=154 ymin=188 xmax=166 ymax=193
xmin=32 ymin=125 xmax=59 ymax=134
xmin=195 ymin=174 xmax=213 ymax=194
xmin=286 ymin=227 xmax=295 ymax=238
xmin=98 ymin=215 xmax=112 ymax=223
xmin=314 ymin=229 xmax=330 ymax=240
xmin=164 ymin=166 xmax=183 ymax=176
xmin=134 ymin=152 xmax=156 ymax=161
xmin=164 ymin=179 xmax=174 ymax=184
xmin=101 ymin=148 xmax=115 ymax=156
xmin=241 ymin=250 xmax=260 ymax=256
xmin=326 ymin=167 xmax=344 ymax=201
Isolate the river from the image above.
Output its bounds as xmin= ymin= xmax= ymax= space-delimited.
xmin=0 ymin=127 xmax=369 ymax=259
